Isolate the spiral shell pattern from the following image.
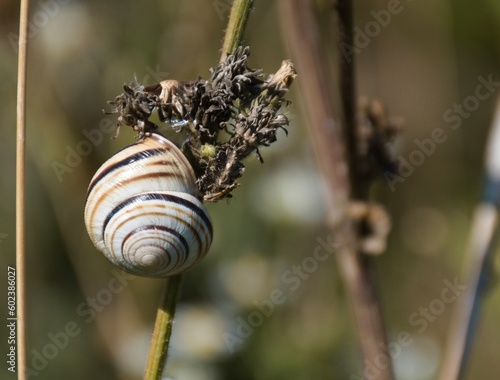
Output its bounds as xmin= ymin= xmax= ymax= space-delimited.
xmin=84 ymin=133 xmax=213 ymax=277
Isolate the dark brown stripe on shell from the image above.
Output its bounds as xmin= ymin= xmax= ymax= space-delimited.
xmin=102 ymin=193 xmax=213 ymax=241
xmin=86 ymin=148 xmax=170 ymax=201
xmin=120 ymin=225 xmax=188 ymax=272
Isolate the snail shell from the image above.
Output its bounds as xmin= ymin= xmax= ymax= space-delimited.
xmin=84 ymin=133 xmax=213 ymax=277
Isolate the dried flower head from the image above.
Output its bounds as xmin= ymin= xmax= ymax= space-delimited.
xmin=106 ymin=46 xmax=297 ymax=202
xmin=357 ymin=97 xmax=403 ymax=182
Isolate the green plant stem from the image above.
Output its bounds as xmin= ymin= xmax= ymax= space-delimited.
xmin=220 ymin=0 xmax=254 ymax=62
xmin=143 ymin=274 xmax=182 ymax=380
xmin=144 ymin=2 xmax=254 ymax=378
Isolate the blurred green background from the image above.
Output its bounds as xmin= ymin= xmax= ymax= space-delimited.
xmin=2 ymin=0 xmax=500 ymax=379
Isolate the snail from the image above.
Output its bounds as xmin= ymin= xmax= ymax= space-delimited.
xmin=84 ymin=133 xmax=213 ymax=278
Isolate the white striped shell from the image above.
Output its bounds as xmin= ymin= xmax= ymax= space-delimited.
xmin=84 ymin=133 xmax=213 ymax=277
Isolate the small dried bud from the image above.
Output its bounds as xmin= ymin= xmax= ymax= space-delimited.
xmin=348 ymin=202 xmax=391 ymax=255
xmin=264 ymin=60 xmax=297 ymax=93
xmin=357 ymin=98 xmax=403 ymax=181
xmin=159 ymin=80 xmax=180 ymax=103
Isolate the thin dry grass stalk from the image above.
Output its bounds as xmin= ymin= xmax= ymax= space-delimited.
xmin=16 ymin=1 xmax=30 ymax=379
xmin=279 ymin=0 xmax=394 ymax=378
xmin=439 ymin=97 xmax=500 ymax=380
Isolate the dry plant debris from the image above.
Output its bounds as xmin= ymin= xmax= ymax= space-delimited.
xmin=106 ymin=46 xmax=296 ymax=202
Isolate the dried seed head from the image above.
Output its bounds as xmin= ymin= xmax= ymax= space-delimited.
xmin=105 ymin=46 xmax=296 ymax=201
xmin=357 ymin=97 xmax=403 ymax=182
